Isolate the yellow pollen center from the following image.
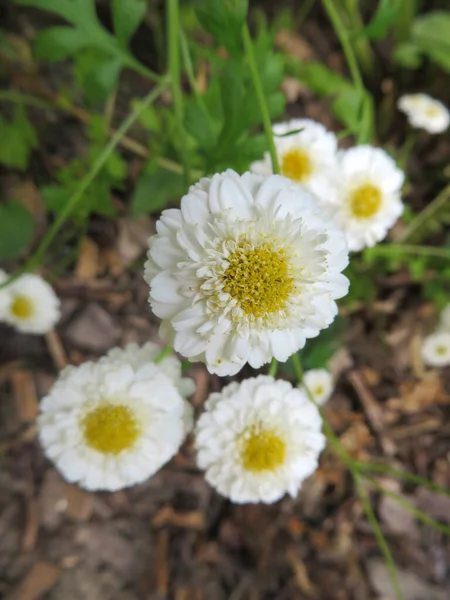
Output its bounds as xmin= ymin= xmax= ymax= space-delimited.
xmin=350 ymin=184 xmax=382 ymax=219
xmin=223 ymin=242 xmax=294 ymax=318
xmin=436 ymin=345 xmax=448 ymax=356
xmin=82 ymin=403 xmax=140 ymax=455
xmin=426 ymin=105 xmax=439 ymax=117
xmin=241 ymin=428 xmax=286 ymax=473
xmin=11 ymin=295 xmax=34 ymax=319
xmin=281 ymin=148 xmax=312 ymax=182
xmin=313 ymin=385 xmax=325 ymax=397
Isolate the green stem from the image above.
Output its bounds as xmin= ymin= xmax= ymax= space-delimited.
xmin=180 ymin=31 xmax=207 ymax=111
xmin=154 ymin=346 xmax=173 ymax=364
xmin=353 ymin=473 xmax=405 ymax=600
xmin=242 ymin=24 xmax=280 ymax=174
xmin=0 ymin=79 xmax=169 ymax=290
xmin=398 ymin=184 xmax=450 ymax=244
xmin=365 ymin=244 xmax=450 ymax=261
xmin=0 ymin=90 xmax=53 ymax=109
xmin=343 ymin=0 xmax=374 ymax=76
xmin=397 ymin=131 xmax=418 ymax=170
xmin=167 ymin=0 xmax=190 ymax=186
xmin=364 ymin=474 xmax=450 ymax=537
xmin=268 ymin=358 xmax=279 ymax=377
xmin=321 ymin=0 xmax=372 ymax=144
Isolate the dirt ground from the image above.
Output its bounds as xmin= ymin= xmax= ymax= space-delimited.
xmin=1 ymin=3 xmax=450 ymax=600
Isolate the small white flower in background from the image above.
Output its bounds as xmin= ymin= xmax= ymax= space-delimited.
xmin=144 ymin=170 xmax=349 ymax=376
xmin=439 ymin=304 xmax=450 ymax=332
xmin=421 ymin=331 xmax=450 ymax=367
xmin=398 ymin=94 xmax=450 ymax=134
xmin=250 ymin=119 xmax=338 ymax=198
xmin=0 ymin=270 xmax=60 ymax=334
xmin=195 ymin=376 xmax=325 ymax=504
xmin=38 ymin=343 xmax=194 ymax=491
xmin=317 ymin=145 xmax=404 ymax=252
xmin=301 ymin=368 xmax=334 ymax=406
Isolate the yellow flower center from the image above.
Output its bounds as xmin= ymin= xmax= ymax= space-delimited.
xmin=82 ymin=403 xmax=140 ymax=455
xmin=241 ymin=428 xmax=286 ymax=473
xmin=223 ymin=241 xmax=294 ymax=318
xmin=313 ymin=385 xmax=324 ymax=397
xmin=11 ymin=295 xmax=34 ymax=319
xmin=350 ymin=184 xmax=382 ymax=219
xmin=426 ymin=105 xmax=440 ymax=118
xmin=436 ymin=345 xmax=448 ymax=356
xmin=281 ymin=148 xmax=312 ymax=182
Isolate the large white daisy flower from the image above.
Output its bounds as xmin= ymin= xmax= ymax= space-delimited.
xmin=318 ymin=146 xmax=404 ymax=252
xmin=398 ymin=94 xmax=450 ymax=134
xmin=250 ymin=119 xmax=338 ymax=198
xmin=0 ymin=271 xmax=60 ymax=334
xmin=195 ymin=376 xmax=325 ymax=504
xmin=421 ymin=331 xmax=450 ymax=367
xmin=38 ymin=344 xmax=194 ymax=491
xmin=144 ymin=170 xmax=349 ymax=376
xmin=301 ymin=368 xmax=334 ymax=406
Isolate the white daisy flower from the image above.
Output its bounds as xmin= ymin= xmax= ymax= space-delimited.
xmin=318 ymin=145 xmax=404 ymax=252
xmin=250 ymin=119 xmax=338 ymax=198
xmin=301 ymin=368 xmax=334 ymax=405
xmin=421 ymin=331 xmax=450 ymax=367
xmin=195 ymin=376 xmax=325 ymax=504
xmin=0 ymin=271 xmax=60 ymax=334
xmin=439 ymin=304 xmax=450 ymax=332
xmin=38 ymin=344 xmax=194 ymax=491
xmin=398 ymin=94 xmax=450 ymax=134
xmin=144 ymin=170 xmax=349 ymax=376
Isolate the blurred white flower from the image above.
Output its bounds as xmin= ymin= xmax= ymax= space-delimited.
xmin=250 ymin=119 xmax=338 ymax=199
xmin=144 ymin=170 xmax=349 ymax=376
xmin=317 ymin=145 xmax=404 ymax=252
xmin=38 ymin=344 xmax=194 ymax=491
xmin=439 ymin=304 xmax=450 ymax=332
xmin=302 ymin=368 xmax=334 ymax=405
xmin=421 ymin=331 xmax=450 ymax=367
xmin=195 ymin=376 xmax=325 ymax=504
xmin=398 ymin=94 xmax=450 ymax=134
xmin=0 ymin=271 xmax=60 ymax=334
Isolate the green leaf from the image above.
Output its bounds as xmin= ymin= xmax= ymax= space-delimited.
xmin=15 ymin=0 xmax=98 ymax=26
xmin=393 ymin=42 xmax=422 ymax=68
xmin=185 ymin=101 xmax=219 ymax=149
xmin=74 ymin=50 xmax=123 ymax=104
xmin=411 ymin=11 xmax=450 ymax=71
xmin=131 ymin=99 xmax=160 ymax=132
xmin=0 ymin=202 xmax=34 ymax=259
xmin=131 ymin=161 xmax=186 ymax=215
xmin=332 ymin=89 xmax=363 ymax=134
xmin=33 ymin=26 xmax=90 ymax=61
xmin=0 ymin=105 xmax=38 ymax=170
xmin=363 ymin=0 xmax=401 ymax=40
xmin=112 ymin=0 xmax=147 ymax=47
xmin=196 ymin=0 xmax=248 ymax=56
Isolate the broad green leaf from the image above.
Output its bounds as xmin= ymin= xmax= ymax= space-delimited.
xmin=185 ymin=101 xmax=219 ymax=149
xmin=363 ymin=0 xmax=401 ymax=40
xmin=131 ymin=100 xmax=160 ymax=132
xmin=411 ymin=11 xmax=450 ymax=71
xmin=33 ymin=26 xmax=90 ymax=61
xmin=15 ymin=0 xmax=98 ymax=26
xmin=393 ymin=42 xmax=422 ymax=68
xmin=0 ymin=202 xmax=34 ymax=259
xmin=132 ymin=161 xmax=186 ymax=215
xmin=196 ymin=0 xmax=248 ymax=56
xmin=0 ymin=105 xmax=38 ymax=170
xmin=74 ymin=50 xmax=123 ymax=104
xmin=332 ymin=89 xmax=363 ymax=134
xmin=112 ymin=0 xmax=147 ymax=47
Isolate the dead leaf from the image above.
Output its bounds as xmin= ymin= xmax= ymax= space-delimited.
xmin=10 ymin=369 xmax=38 ymax=422
xmin=116 ymin=217 xmax=154 ymax=266
xmin=75 ymin=238 xmax=101 ymax=280
xmin=7 ymin=561 xmax=60 ymax=600
xmin=65 ymin=303 xmax=122 ymax=352
xmin=387 ymin=379 xmax=449 ymax=414
xmin=152 ymin=506 xmax=205 ymax=530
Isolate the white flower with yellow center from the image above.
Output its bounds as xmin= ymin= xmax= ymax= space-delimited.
xmin=250 ymin=119 xmax=338 ymax=198
xmin=318 ymin=146 xmax=404 ymax=252
xmin=38 ymin=344 xmax=194 ymax=491
xmin=421 ymin=331 xmax=450 ymax=367
xmin=301 ymin=368 xmax=334 ymax=405
xmin=195 ymin=376 xmax=325 ymax=504
xmin=398 ymin=94 xmax=450 ymax=134
xmin=0 ymin=270 xmax=60 ymax=334
xmin=144 ymin=170 xmax=349 ymax=376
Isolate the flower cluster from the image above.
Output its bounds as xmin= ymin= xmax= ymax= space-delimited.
xmin=251 ymin=120 xmax=405 ymax=252
xmin=421 ymin=305 xmax=450 ymax=368
xmin=0 ymin=270 xmax=60 ymax=334
xmin=398 ymin=94 xmax=450 ymax=134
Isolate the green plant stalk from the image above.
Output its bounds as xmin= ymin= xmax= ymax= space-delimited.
xmin=0 ymin=79 xmax=169 ymax=290
xmin=366 ymin=244 xmax=450 ymax=261
xmin=364 ymin=474 xmax=450 ymax=537
xmin=292 ymin=352 xmax=403 ymax=599
xmin=354 ymin=461 xmax=450 ymax=497
xmin=343 ymin=0 xmax=374 ymax=76
xmin=180 ymin=31 xmax=208 ymax=112
xmin=393 ymin=0 xmax=416 ymax=44
xmin=397 ymin=131 xmax=418 ymax=171
xmin=398 ymin=184 xmax=450 ymax=244
xmin=354 ymin=474 xmax=405 ymax=600
xmin=155 ymin=346 xmax=174 ymax=364
xmin=242 ymin=24 xmax=280 ymax=174
xmin=167 ymin=0 xmax=190 ymax=186
xmin=268 ymin=358 xmax=278 ymax=377
xmin=321 ymin=0 xmax=373 ymax=144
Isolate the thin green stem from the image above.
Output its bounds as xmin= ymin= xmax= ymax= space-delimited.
xmin=343 ymin=0 xmax=374 ymax=76
xmin=355 ymin=461 xmax=450 ymax=497
xmin=364 ymin=475 xmax=450 ymax=537
xmin=354 ymin=473 xmax=404 ymax=600
xmin=155 ymin=346 xmax=173 ymax=364
xmin=321 ymin=0 xmax=373 ymax=144
xmin=295 ymin=0 xmax=316 ymax=28
xmin=242 ymin=24 xmax=280 ymax=174
xmin=0 ymin=79 xmax=169 ymax=289
xmin=397 ymin=131 xmax=418 ymax=170
xmin=399 ymin=184 xmax=450 ymax=244
xmin=167 ymin=0 xmax=190 ymax=186
xmin=268 ymin=358 xmax=279 ymax=378
xmin=0 ymin=90 xmax=53 ymax=109
xmin=180 ymin=31 xmax=207 ymax=111
xmin=365 ymin=244 xmax=450 ymax=261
